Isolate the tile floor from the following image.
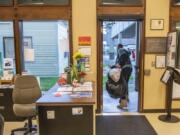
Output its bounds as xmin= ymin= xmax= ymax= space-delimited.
xmin=103 ymin=90 xmax=138 ymax=113
xmin=4 ymin=113 xmax=180 ymax=135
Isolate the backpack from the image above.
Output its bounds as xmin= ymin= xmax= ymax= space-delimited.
xmin=106 ymin=67 xmax=128 ymax=99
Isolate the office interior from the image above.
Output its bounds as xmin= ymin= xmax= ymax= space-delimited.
xmin=0 ymin=0 xmax=180 ymax=135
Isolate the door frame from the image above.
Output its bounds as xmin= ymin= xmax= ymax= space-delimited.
xmin=96 ymin=16 xmax=145 ymax=113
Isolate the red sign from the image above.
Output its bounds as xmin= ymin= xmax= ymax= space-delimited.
xmin=78 ymin=36 xmax=91 ymax=45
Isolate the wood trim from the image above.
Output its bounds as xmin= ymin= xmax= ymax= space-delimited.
xmin=16 ymin=7 xmax=70 ymax=20
xmin=96 ymin=0 xmax=146 ymax=113
xmin=139 ymin=20 xmax=145 ymax=112
xmin=142 ymin=109 xmax=180 ymax=113
xmin=97 ymin=7 xmax=144 ymax=16
xmin=97 ymin=0 xmax=144 ymax=7
xmin=0 ymin=1 xmax=72 ymax=74
xmin=96 ymin=19 xmax=103 ymax=113
xmin=173 ymin=99 xmax=180 ymax=101
xmin=96 ymin=18 xmax=145 ymax=113
xmin=0 ymin=3 xmax=71 ymax=20
xmin=17 ymin=4 xmax=70 ymax=7
xmin=13 ymin=20 xmax=23 ymax=74
xmin=0 ymin=7 xmax=14 ymax=19
xmin=69 ymin=16 xmax=73 ymax=64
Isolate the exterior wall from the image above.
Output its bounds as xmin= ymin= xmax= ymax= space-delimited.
xmin=0 ymin=22 xmax=69 ymax=77
xmin=0 ymin=22 xmax=14 ymax=60
xmin=0 ymin=22 xmax=14 ymax=75
xmin=23 ymin=22 xmax=59 ymax=77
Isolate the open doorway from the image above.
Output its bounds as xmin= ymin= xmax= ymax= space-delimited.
xmin=101 ymin=20 xmax=141 ymax=113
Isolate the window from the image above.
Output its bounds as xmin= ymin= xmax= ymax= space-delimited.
xmin=21 ymin=21 xmax=70 ymax=91
xmin=0 ymin=21 xmax=16 ymax=79
xmin=18 ymin=0 xmax=69 ymax=5
xmin=101 ymin=0 xmax=142 ymax=5
xmin=0 ymin=0 xmax=12 ymax=5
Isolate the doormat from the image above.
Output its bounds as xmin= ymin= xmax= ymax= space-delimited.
xmin=96 ymin=115 xmax=157 ymax=135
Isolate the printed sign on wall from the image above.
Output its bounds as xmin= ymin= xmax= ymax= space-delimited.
xmin=78 ymin=36 xmax=91 ymax=46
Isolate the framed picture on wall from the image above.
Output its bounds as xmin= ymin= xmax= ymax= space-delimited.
xmin=155 ymin=55 xmax=166 ymax=68
xmin=150 ymin=19 xmax=164 ymax=30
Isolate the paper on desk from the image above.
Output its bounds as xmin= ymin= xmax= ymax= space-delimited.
xmin=57 ymin=87 xmax=73 ymax=92
xmin=83 ymin=82 xmax=93 ymax=86
xmin=70 ymin=92 xmax=92 ymax=98
xmin=73 ymin=86 xmax=93 ymax=92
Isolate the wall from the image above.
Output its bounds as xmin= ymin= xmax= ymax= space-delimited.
xmin=72 ymin=0 xmax=180 ymax=110
xmin=0 ymin=22 xmax=14 ymax=74
xmin=23 ymin=22 xmax=59 ymax=76
xmin=144 ymin=0 xmax=180 ymax=109
xmin=72 ymin=0 xmax=97 ymax=84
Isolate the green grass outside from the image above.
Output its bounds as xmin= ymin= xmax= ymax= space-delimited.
xmin=40 ymin=77 xmax=59 ymax=91
xmin=103 ymin=75 xmax=108 ymax=90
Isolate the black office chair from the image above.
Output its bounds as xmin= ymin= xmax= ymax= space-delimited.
xmin=0 ymin=113 xmax=4 ymax=135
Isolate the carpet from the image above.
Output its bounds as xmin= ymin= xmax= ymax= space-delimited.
xmin=96 ymin=115 xmax=157 ymax=135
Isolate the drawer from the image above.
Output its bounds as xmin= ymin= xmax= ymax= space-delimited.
xmin=0 ymin=105 xmax=19 ymax=121
xmin=0 ymin=105 xmax=5 ymax=111
xmin=0 ymin=92 xmax=5 ymax=104
xmin=0 ymin=105 xmax=6 ymax=116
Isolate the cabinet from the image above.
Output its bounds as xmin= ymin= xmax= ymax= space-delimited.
xmin=0 ymin=85 xmax=22 ymax=121
xmin=38 ymin=105 xmax=93 ymax=135
xmin=36 ymin=84 xmax=95 ymax=135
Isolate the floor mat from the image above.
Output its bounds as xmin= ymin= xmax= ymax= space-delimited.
xmin=96 ymin=115 xmax=157 ymax=135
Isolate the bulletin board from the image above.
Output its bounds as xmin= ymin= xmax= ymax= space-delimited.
xmin=145 ymin=37 xmax=167 ymax=54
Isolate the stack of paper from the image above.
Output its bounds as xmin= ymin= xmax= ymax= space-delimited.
xmin=73 ymin=86 xmax=93 ymax=92
xmin=57 ymin=86 xmax=73 ymax=92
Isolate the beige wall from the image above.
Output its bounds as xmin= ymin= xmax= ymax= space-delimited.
xmin=72 ymin=0 xmax=97 ymax=92
xmin=144 ymin=0 xmax=180 ymax=109
xmin=72 ymin=0 xmax=97 ymax=81
xmin=144 ymin=0 xmax=169 ymax=109
xmin=72 ymin=0 xmax=180 ymax=110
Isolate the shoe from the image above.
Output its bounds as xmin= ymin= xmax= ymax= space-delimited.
xmin=120 ymin=99 xmax=128 ymax=108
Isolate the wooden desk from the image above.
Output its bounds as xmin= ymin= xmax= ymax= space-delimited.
xmin=36 ymin=84 xmax=95 ymax=135
xmin=0 ymin=80 xmax=13 ymax=85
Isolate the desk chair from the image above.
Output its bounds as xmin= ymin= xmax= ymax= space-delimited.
xmin=11 ymin=75 xmax=41 ymax=135
xmin=0 ymin=113 xmax=4 ymax=135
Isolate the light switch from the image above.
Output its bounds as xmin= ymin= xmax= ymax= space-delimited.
xmin=47 ymin=111 xmax=55 ymax=119
xmin=72 ymin=107 xmax=83 ymax=115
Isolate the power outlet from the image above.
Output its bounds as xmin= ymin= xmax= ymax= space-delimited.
xmin=47 ymin=110 xmax=55 ymax=119
xmin=72 ymin=107 xmax=83 ymax=115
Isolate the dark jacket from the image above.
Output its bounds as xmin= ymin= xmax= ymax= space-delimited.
xmin=115 ymin=48 xmax=131 ymax=67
